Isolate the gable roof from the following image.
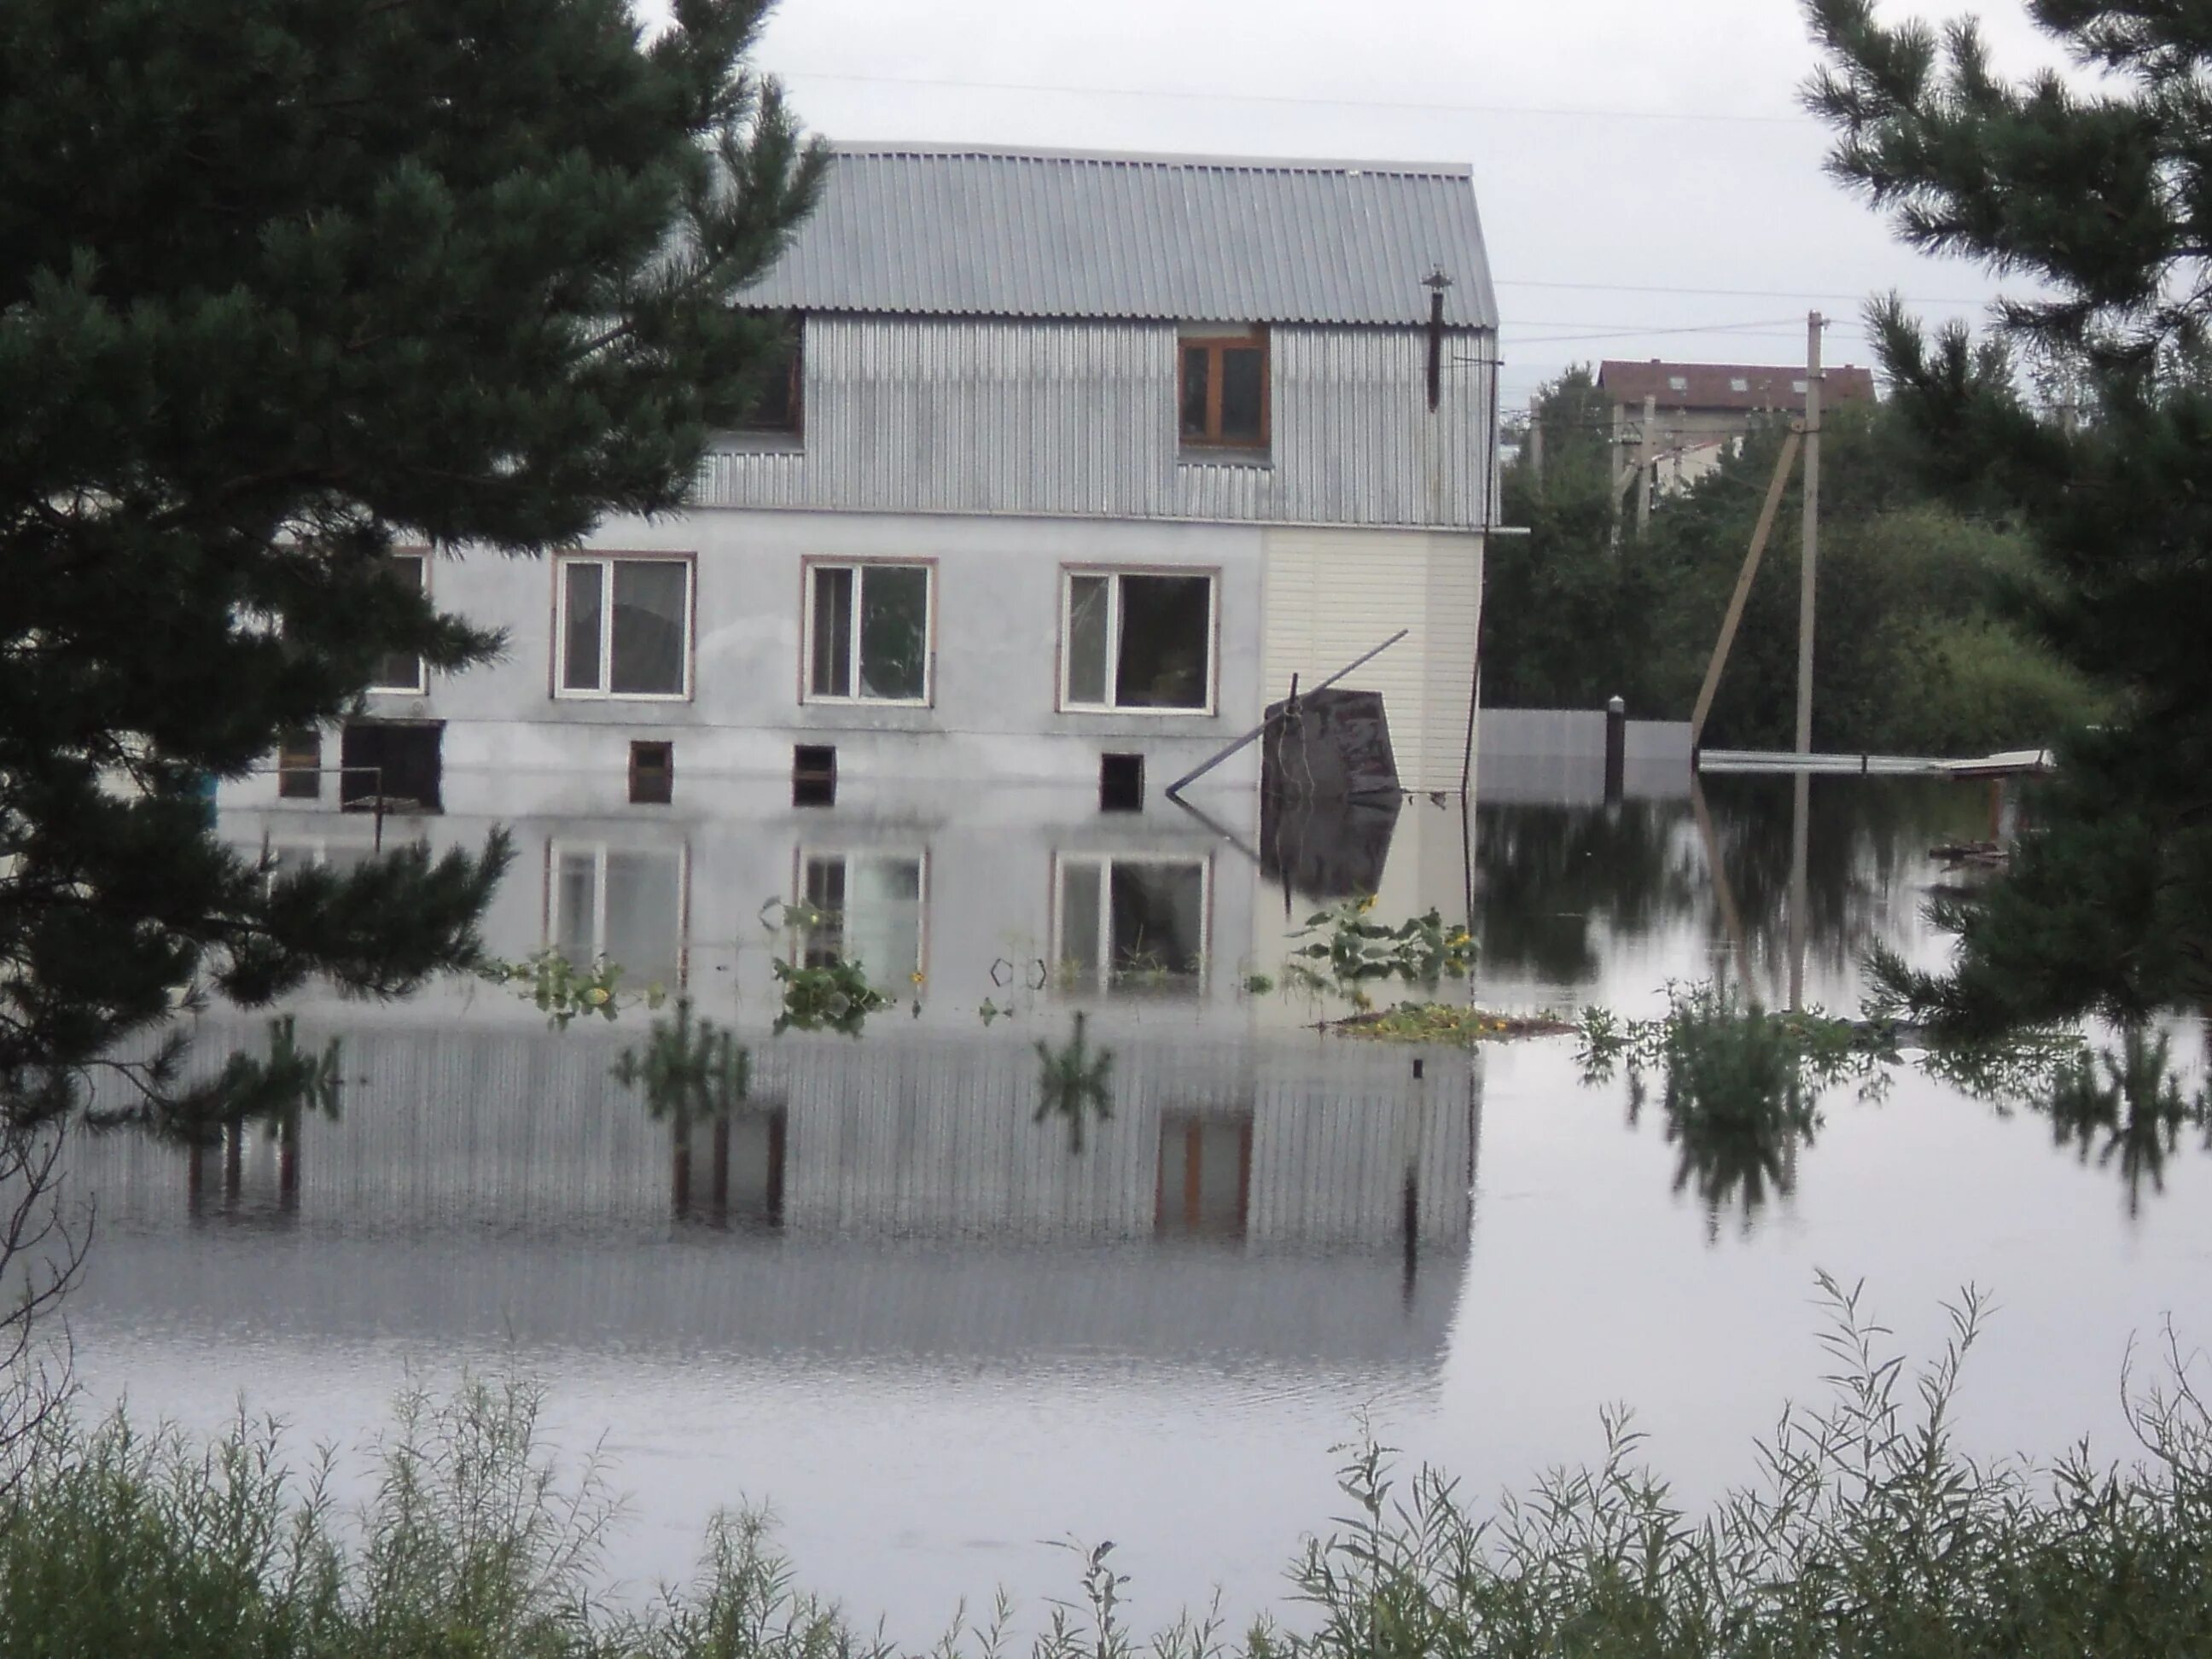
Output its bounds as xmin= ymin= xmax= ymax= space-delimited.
xmin=740 ymin=141 xmax=1499 ymax=329
xmin=1597 ymin=359 xmax=1878 ymax=411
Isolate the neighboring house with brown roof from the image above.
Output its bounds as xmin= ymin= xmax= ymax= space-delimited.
xmin=1598 ymin=358 xmax=1878 ymax=504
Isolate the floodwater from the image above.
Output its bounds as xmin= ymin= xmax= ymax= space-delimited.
xmin=58 ymin=762 xmax=2212 ymax=1639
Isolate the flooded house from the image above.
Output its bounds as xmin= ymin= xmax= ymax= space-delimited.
xmin=227 ymin=142 xmax=1500 ymax=819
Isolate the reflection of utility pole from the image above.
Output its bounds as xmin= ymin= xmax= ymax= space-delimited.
xmin=1788 ymin=771 xmax=1811 ymax=1012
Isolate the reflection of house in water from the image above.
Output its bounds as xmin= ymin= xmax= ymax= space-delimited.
xmin=73 ymin=1021 xmax=1477 ymax=1370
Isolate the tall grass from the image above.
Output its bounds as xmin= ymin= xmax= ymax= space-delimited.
xmin=3 ymin=1277 xmax=2209 ymax=1656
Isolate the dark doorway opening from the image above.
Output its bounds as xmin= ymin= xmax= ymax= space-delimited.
xmin=340 ymin=721 xmax=443 ymax=813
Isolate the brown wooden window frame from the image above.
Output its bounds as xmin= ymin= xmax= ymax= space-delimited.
xmin=1178 ymin=328 xmax=1270 ymax=450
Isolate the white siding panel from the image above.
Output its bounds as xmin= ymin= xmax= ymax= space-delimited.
xmin=1261 ymin=528 xmax=1481 ymax=793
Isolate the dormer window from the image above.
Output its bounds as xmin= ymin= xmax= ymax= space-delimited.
xmin=1179 ymin=326 xmax=1268 ymax=449
xmin=737 ymin=312 xmax=803 ymax=434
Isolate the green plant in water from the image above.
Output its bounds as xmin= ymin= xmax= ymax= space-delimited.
xmin=2031 ymin=1028 xmax=2208 ymax=1216
xmin=1284 ymin=897 xmax=1475 ymax=992
xmin=760 ymin=898 xmax=893 ymax=1037
xmin=1581 ymin=983 xmax=1866 ymax=1234
xmin=611 ymin=997 xmax=750 ymax=1123
xmin=1035 ymin=1010 xmax=1114 ymax=1154
xmin=476 ymin=948 xmax=662 ymax=1030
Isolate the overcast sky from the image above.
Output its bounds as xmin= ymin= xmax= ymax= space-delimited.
xmin=705 ymin=0 xmax=2075 ymax=410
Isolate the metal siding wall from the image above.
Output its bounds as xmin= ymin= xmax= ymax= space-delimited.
xmin=695 ymin=317 xmax=1492 ymax=530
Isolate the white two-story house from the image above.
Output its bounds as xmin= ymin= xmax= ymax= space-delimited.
xmin=235 ymin=141 xmax=1499 ymax=818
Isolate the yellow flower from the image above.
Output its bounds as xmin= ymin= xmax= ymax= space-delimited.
xmin=584 ymin=987 xmax=611 ymax=1006
xmin=1359 ymin=894 xmax=1377 ymax=912
xmin=910 ymin=970 xmax=927 ymax=987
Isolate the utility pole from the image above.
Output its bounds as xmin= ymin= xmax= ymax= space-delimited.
xmin=1635 ymin=392 xmax=1657 ymax=538
xmin=1528 ymin=395 xmax=1544 ymax=496
xmin=1794 ymin=313 xmax=1823 ymax=754
xmin=1787 ymin=311 xmax=1823 ymax=1011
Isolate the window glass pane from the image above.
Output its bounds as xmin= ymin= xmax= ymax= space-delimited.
xmin=742 ymin=326 xmax=800 ymax=430
xmin=1113 ymin=574 xmax=1211 ymax=710
xmin=1180 ymin=346 xmax=1211 ymax=439
xmin=1058 ymin=862 xmax=1103 ymax=989
xmin=373 ymin=556 xmax=427 ymax=691
xmin=1064 ymin=575 xmax=1111 ymax=706
xmin=555 ymin=852 xmax=597 ymax=962
xmin=810 ymin=567 xmax=854 ymax=698
xmin=1109 ymin=862 xmax=1204 ymax=979
xmin=609 ymin=561 xmax=688 ymax=695
xmin=858 ymin=565 xmax=928 ymax=701
xmin=1220 ymin=346 xmax=1264 ymax=443
xmin=846 ymin=855 xmax=923 ymax=979
xmin=602 ymin=851 xmax=683 ymax=987
xmin=562 ymin=563 xmax=604 ymax=692
xmin=801 ymin=856 xmax=847 ymax=967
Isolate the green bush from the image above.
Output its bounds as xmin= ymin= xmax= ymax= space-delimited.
xmin=3 ymin=1284 xmax=2211 ymax=1656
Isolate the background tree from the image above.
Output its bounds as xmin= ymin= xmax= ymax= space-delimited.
xmin=1484 ymin=370 xmax=2093 ymax=755
xmin=1806 ymin=0 xmax=2212 ymax=1030
xmin=0 ymin=0 xmax=825 ymax=1124
xmin=1482 ymin=368 xmax=1664 ymax=710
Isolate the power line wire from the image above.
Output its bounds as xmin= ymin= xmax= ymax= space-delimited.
xmin=776 ymin=68 xmax=1806 ymax=126
xmin=1496 ymin=277 xmax=1999 ymax=306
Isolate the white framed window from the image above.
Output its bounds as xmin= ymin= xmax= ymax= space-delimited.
xmin=548 ymin=842 xmax=690 ymax=988
xmin=1051 ymin=853 xmax=1209 ymax=994
xmin=370 ymin=552 xmax=429 ymax=695
xmin=1059 ymin=569 xmax=1217 ymax=713
xmin=794 ymin=850 xmax=928 ymax=979
xmin=804 ymin=561 xmax=933 ymax=704
xmin=555 ymin=556 xmax=693 ymax=699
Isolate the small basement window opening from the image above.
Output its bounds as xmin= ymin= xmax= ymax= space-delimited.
xmin=629 ymin=741 xmax=673 ymax=806
xmin=1179 ymin=328 xmax=1268 ymax=448
xmin=1099 ymin=753 xmax=1144 ymax=812
xmin=792 ymin=744 xmax=836 ymax=808
xmin=276 ymin=730 xmax=322 ymax=800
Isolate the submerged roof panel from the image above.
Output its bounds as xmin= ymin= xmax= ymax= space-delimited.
xmin=742 ymin=142 xmax=1499 ymax=329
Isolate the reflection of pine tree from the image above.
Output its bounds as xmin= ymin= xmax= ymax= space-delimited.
xmin=1034 ymin=1013 xmax=1115 ymax=1155
xmin=2041 ymin=1031 xmax=2207 ymax=1218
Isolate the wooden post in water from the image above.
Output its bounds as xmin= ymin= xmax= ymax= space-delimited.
xmin=1604 ymin=696 xmax=1627 ymax=803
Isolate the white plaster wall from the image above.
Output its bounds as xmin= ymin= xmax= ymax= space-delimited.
xmin=222 ymin=509 xmax=1267 ymax=814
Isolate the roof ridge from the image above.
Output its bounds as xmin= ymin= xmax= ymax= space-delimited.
xmin=824 ymin=138 xmax=1473 ymax=178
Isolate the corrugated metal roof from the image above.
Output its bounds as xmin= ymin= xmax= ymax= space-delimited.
xmin=741 ymin=142 xmax=1499 ymax=329
xmin=1597 ymin=359 xmax=1878 ymax=411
